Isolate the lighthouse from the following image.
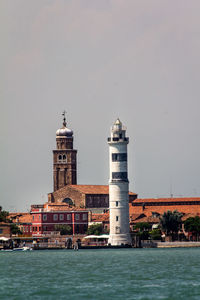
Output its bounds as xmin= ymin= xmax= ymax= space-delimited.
xmin=107 ymin=119 xmax=131 ymax=246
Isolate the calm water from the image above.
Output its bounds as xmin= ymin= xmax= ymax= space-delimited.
xmin=1 ymin=248 xmax=200 ymax=299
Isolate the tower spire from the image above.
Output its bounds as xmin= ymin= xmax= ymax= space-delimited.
xmin=62 ymin=110 xmax=67 ymax=127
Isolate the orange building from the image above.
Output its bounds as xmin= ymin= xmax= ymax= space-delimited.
xmin=9 ymin=213 xmax=32 ymax=236
xmin=130 ymin=197 xmax=200 ymax=217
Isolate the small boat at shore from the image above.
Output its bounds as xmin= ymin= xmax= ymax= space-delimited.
xmin=13 ymin=246 xmax=32 ymax=251
xmin=1 ymin=246 xmax=32 ymax=252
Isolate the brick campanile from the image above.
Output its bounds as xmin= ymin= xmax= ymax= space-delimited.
xmin=53 ymin=112 xmax=77 ymax=191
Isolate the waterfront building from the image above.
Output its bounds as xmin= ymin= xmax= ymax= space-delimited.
xmin=31 ymin=203 xmax=88 ymax=237
xmin=48 ymin=184 xmax=136 ymax=213
xmin=107 ymin=119 xmax=132 ymax=246
xmin=130 ymin=197 xmax=200 ymax=217
xmin=9 ymin=213 xmax=32 ymax=237
xmin=90 ymin=212 xmax=110 ymax=232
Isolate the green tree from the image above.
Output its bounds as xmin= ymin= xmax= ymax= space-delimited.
xmin=134 ymin=222 xmax=151 ymax=240
xmin=10 ymin=224 xmax=22 ymax=235
xmin=55 ymin=225 xmax=72 ymax=235
xmin=134 ymin=222 xmax=151 ymax=231
xmin=0 ymin=208 xmax=9 ymax=223
xmin=86 ymin=224 xmax=103 ymax=235
xmin=149 ymin=228 xmax=162 ymax=240
xmin=184 ymin=216 xmax=200 ymax=240
xmin=160 ymin=210 xmax=183 ymax=240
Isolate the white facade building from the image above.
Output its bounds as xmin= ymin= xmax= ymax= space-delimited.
xmin=108 ymin=119 xmax=131 ymax=246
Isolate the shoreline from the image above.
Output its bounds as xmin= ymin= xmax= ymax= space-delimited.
xmin=156 ymin=241 xmax=200 ymax=248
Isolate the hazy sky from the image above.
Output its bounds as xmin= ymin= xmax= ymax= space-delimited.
xmin=1 ymin=0 xmax=200 ymax=212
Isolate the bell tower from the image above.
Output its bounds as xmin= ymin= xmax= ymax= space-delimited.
xmin=53 ymin=112 xmax=77 ymax=191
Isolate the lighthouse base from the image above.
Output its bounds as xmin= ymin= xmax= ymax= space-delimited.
xmin=108 ymin=234 xmax=132 ymax=246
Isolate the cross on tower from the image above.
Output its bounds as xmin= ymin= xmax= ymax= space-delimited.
xmin=62 ymin=110 xmax=67 ymax=126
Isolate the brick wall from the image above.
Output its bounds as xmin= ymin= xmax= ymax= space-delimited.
xmin=48 ymin=186 xmax=85 ymax=207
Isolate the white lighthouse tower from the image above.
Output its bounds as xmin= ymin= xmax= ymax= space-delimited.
xmin=107 ymin=118 xmax=131 ymax=246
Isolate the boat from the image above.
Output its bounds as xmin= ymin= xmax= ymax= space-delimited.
xmin=1 ymin=246 xmax=32 ymax=252
xmin=13 ymin=246 xmax=32 ymax=251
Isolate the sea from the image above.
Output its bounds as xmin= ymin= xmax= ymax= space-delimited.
xmin=1 ymin=248 xmax=200 ymax=300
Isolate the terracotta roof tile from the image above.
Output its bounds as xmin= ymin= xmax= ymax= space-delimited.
xmin=182 ymin=213 xmax=200 ymax=221
xmin=91 ymin=213 xmax=109 ymax=222
xmin=131 ymin=215 xmax=160 ymax=224
xmin=44 ymin=203 xmax=88 ymax=212
xmin=18 ymin=214 xmax=32 ymax=223
xmin=9 ymin=213 xmax=32 ymax=224
xmin=133 ymin=197 xmax=200 ymax=203
xmin=53 ymin=184 xmax=136 ymax=195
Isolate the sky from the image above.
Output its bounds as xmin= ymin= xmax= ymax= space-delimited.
xmin=1 ymin=0 xmax=200 ymax=212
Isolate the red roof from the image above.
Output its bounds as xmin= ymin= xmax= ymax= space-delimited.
xmin=9 ymin=213 xmax=32 ymax=224
xmin=133 ymin=197 xmax=200 ymax=203
xmin=44 ymin=203 xmax=87 ymax=212
xmin=182 ymin=213 xmax=200 ymax=221
xmin=18 ymin=214 xmax=32 ymax=223
xmin=91 ymin=213 xmax=109 ymax=222
xmin=53 ymin=184 xmax=136 ymax=195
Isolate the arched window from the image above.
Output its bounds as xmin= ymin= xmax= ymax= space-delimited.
xmin=62 ymin=198 xmax=73 ymax=206
xmin=63 ymin=154 xmax=67 ymax=162
xmin=58 ymin=154 xmax=62 ymax=162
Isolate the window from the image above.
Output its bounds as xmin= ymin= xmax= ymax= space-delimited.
xmin=30 ymin=226 xmax=32 ymax=232
xmin=112 ymin=172 xmax=127 ymax=180
xmin=67 ymin=214 xmax=71 ymax=221
xmin=60 ymin=214 xmax=64 ymax=221
xmin=63 ymin=155 xmax=67 ymax=162
xmin=82 ymin=214 xmax=87 ymax=221
xmin=39 ymin=227 xmax=41 ymax=231
xmin=116 ymin=201 xmax=118 ymax=207
xmin=112 ymin=153 xmax=127 ymax=162
xmin=32 ymin=215 xmax=34 ymax=221
xmin=39 ymin=215 xmax=41 ymax=220
xmin=58 ymin=154 xmax=62 ymax=161
xmin=75 ymin=214 xmax=80 ymax=221
xmin=43 ymin=214 xmax=47 ymax=221
xmin=23 ymin=226 xmax=26 ymax=232
xmin=26 ymin=226 xmax=28 ymax=232
xmin=115 ymin=226 xmax=120 ymax=234
xmin=53 ymin=214 xmax=58 ymax=221
xmin=62 ymin=198 xmax=73 ymax=205
xmin=119 ymin=133 xmax=122 ymax=139
xmin=116 ymin=216 xmax=119 ymax=221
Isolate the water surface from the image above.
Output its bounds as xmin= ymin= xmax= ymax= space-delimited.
xmin=1 ymin=248 xmax=200 ymax=299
